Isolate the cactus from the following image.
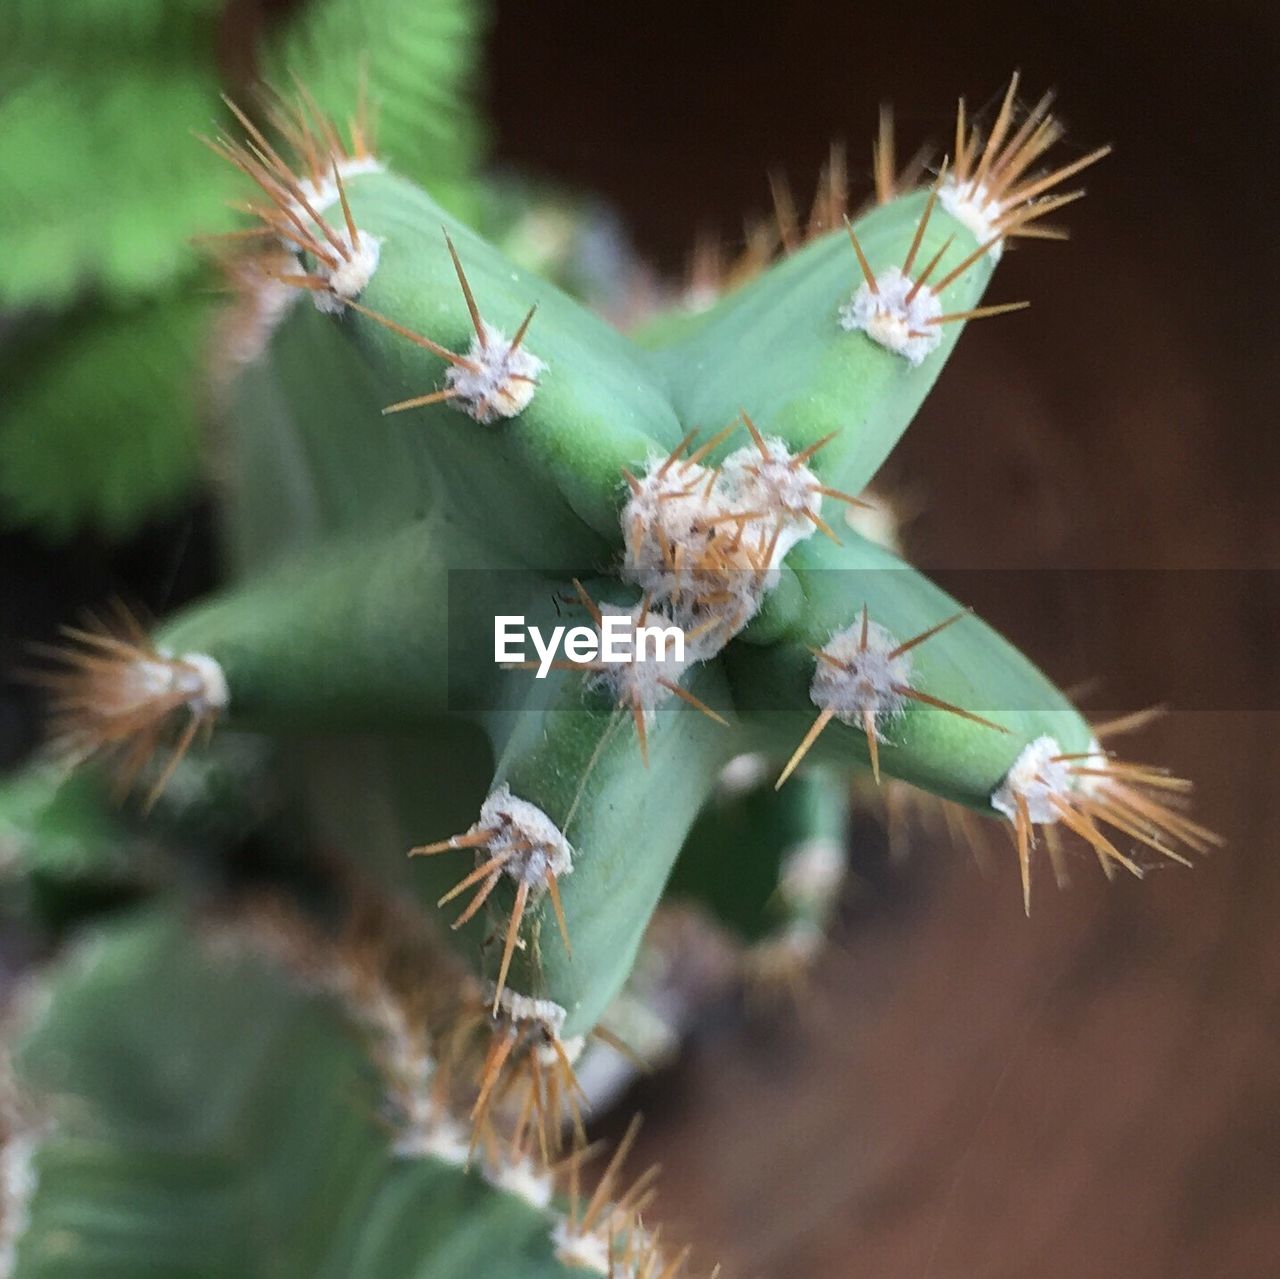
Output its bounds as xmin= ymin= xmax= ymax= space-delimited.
xmin=1 ymin=66 xmax=1221 ymax=1276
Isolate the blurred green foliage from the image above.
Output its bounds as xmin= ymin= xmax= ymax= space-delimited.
xmin=0 ymin=0 xmax=486 ymax=541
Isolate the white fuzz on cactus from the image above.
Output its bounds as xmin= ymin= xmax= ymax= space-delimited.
xmin=990 ymin=735 xmax=1084 ymax=826
xmin=622 ymin=418 xmax=846 ymax=651
xmin=811 ymin=616 xmax=913 ymax=736
xmin=839 ymin=265 xmax=943 ymax=366
xmin=445 ymin=320 xmax=546 ymax=423
xmin=311 ymin=227 xmax=383 ymax=314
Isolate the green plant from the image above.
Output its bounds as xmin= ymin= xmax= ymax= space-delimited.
xmin=1 ymin=72 xmax=1219 ymax=1276
xmin=0 ymin=0 xmax=487 ymax=540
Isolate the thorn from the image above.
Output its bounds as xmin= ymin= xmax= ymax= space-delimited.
xmin=383 ymin=388 xmax=458 ymax=414
xmin=930 ymin=235 xmax=1005 ymax=292
xmin=814 ymin=484 xmax=872 ymax=510
xmin=862 ymin=707 xmax=881 ymax=784
xmin=843 ymin=217 xmax=879 ymax=293
xmin=1014 ymin=794 xmax=1033 ymax=914
xmin=684 ymin=420 xmax=739 ymax=468
xmin=929 ymin=300 xmax=1030 ymax=325
xmin=657 ymin=429 xmax=701 ymax=479
xmin=547 ymin=873 xmax=572 ymax=955
xmin=510 ymin=303 xmax=538 ymax=352
xmin=971 ymin=71 xmax=1022 ymax=193
xmin=332 ymin=161 xmax=359 ymax=249
xmin=903 ymin=234 xmax=955 ymax=304
xmin=658 ymin=678 xmax=730 ymax=726
xmin=893 ymin=683 xmax=1010 ymax=733
xmin=1003 ymin=145 xmax=1112 ymax=206
xmin=887 ymin=610 xmax=967 ymax=658
xmin=438 ymin=853 xmax=511 ymax=906
xmin=344 ymin=299 xmax=478 ymax=370
xmin=803 ymin=507 xmax=842 ymax=543
xmin=792 ymin=430 xmax=840 ymax=466
xmin=901 ymin=160 xmax=949 ymax=278
xmin=571 ymin=578 xmax=604 ymax=627
xmin=443 ymin=228 xmax=487 ymax=347
xmin=769 ymin=171 xmax=799 ymax=252
xmin=493 ymin=879 xmax=530 ymax=1015
xmin=874 ymin=103 xmax=896 ymax=205
xmin=740 ymin=408 xmax=771 ymax=459
xmin=776 ymin=706 xmax=836 ymax=790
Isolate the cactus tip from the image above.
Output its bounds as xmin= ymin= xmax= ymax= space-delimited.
xmin=941 ymin=73 xmax=1110 ymax=255
xmin=990 ymin=735 xmax=1221 ymax=912
xmin=25 ymin=607 xmax=227 ymax=808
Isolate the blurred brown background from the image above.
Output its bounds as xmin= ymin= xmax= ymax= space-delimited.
xmin=484 ymin=2 xmax=1280 ymax=1276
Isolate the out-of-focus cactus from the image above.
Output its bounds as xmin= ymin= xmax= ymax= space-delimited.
xmin=1 ymin=68 xmax=1221 ymax=1276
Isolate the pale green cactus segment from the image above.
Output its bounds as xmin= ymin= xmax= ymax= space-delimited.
xmin=668 ymin=763 xmax=847 ymax=945
xmin=482 ymin=662 xmax=737 ymax=1039
xmin=155 ymin=520 xmax=554 ymax=732
xmin=730 ymin=532 xmax=1094 ymax=808
xmin=317 ymin=169 xmax=685 ymax=546
xmin=0 ymin=764 xmax=142 ymax=924
xmin=226 ymin=279 xmax=611 ymax=577
xmin=649 ymin=189 xmax=997 ymax=496
xmin=5 ymin=911 xmax=636 ymax=1278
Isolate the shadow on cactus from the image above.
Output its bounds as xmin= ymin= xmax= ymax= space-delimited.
xmin=2 ymin=70 xmax=1221 ymax=1277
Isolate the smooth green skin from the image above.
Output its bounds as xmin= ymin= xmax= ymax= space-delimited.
xmin=335 ymin=170 xmax=684 ymax=552
xmin=158 ymin=162 xmax=1089 ymax=1044
xmin=159 ymin=519 xmax=563 ymax=730
xmin=10 ymin=910 xmax=601 ymax=1278
xmin=667 ymin=765 xmax=847 ymax=944
xmin=729 ymin=532 xmax=1095 ymax=809
xmin=649 ymin=190 xmax=996 ymax=496
xmin=491 ymin=661 xmax=737 ymax=1037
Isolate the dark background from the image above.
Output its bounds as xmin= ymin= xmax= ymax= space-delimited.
xmin=3 ymin=2 xmax=1278 ymax=1275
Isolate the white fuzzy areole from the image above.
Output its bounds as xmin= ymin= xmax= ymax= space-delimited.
xmin=839 ymin=265 xmax=943 ymax=366
xmin=179 ymin=653 xmax=229 ymax=713
xmin=485 ymin=1157 xmax=554 ymax=1211
xmin=586 ymin=602 xmax=692 ymax=723
xmin=393 ymin=1114 xmax=470 ymax=1166
xmin=990 ymin=735 xmax=1106 ymax=825
xmin=810 ymin=618 xmax=912 ymax=733
xmin=551 ymin=1220 xmax=613 ymax=1275
xmin=938 ymin=177 xmax=1006 ymax=261
xmin=473 ymin=785 xmax=574 ymax=888
xmin=621 ymin=436 xmax=822 ymax=649
xmin=720 ymin=436 xmax=821 ymax=562
xmin=445 ymin=321 xmax=545 ymax=423
xmin=491 ymin=985 xmax=570 ymax=1039
xmin=312 ymin=229 xmax=383 ymax=314
xmin=121 ymin=650 xmax=227 ymax=719
xmin=991 ymin=734 xmax=1067 ymax=825
xmin=0 ymin=1116 xmax=41 ymax=1277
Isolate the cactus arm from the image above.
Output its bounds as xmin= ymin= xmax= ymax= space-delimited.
xmin=487 ymin=662 xmax=737 ymax=1038
xmin=7 ymin=909 xmax=696 ymax=1278
xmin=154 ymin=521 xmax=565 ymax=733
xmin=649 ymin=190 xmax=998 ymax=496
xmin=318 ymin=171 xmax=686 ymax=548
xmin=731 ymin=530 xmax=1095 ymax=807
xmin=231 ymin=295 xmax=615 ymax=572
